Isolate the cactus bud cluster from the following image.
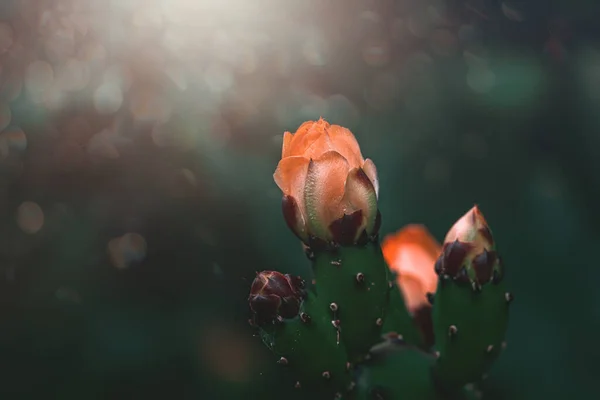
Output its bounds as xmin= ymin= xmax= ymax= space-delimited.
xmin=248 ymin=120 xmax=512 ymax=399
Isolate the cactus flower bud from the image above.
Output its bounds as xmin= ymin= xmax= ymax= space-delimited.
xmin=273 ymin=118 xmax=379 ymax=246
xmin=436 ymin=206 xmax=501 ymax=285
xmin=248 ymin=271 xmax=306 ymax=326
xmin=382 ymin=225 xmax=441 ymax=313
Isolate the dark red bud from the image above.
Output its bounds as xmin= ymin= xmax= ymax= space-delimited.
xmin=248 ymin=294 xmax=282 ymax=326
xmin=248 ymin=271 xmax=305 ymax=326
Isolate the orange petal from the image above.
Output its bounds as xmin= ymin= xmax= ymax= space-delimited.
xmin=281 ymin=131 xmax=293 ymax=158
xmin=302 ymin=128 xmax=334 ymax=160
xmin=287 ymin=119 xmax=330 ymax=157
xmin=341 ymin=167 xmax=377 ymax=234
xmin=382 ymin=225 xmax=441 ymax=295
xmin=304 ymin=151 xmax=349 ymax=239
xmin=398 ymin=276 xmax=429 ymax=313
xmin=273 ymin=156 xmax=311 ymax=208
xmin=327 ymin=124 xmax=364 ymax=168
xmin=362 ymin=158 xmax=379 ymax=199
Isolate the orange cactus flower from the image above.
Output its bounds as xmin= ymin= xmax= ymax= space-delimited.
xmin=382 ymin=225 xmax=441 ymax=313
xmin=273 ymin=118 xmax=379 ymax=245
xmin=435 ymin=205 xmax=501 ymax=286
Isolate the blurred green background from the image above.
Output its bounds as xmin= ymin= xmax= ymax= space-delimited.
xmin=0 ymin=0 xmax=598 ymax=399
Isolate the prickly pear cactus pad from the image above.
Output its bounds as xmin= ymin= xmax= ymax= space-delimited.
xmin=355 ymin=334 xmax=440 ymax=400
xmin=249 ymin=119 xmax=513 ymax=400
xmin=249 ymin=271 xmax=351 ymax=393
xmin=308 ymin=238 xmax=391 ymax=363
xmin=432 ymin=206 xmax=511 ymax=390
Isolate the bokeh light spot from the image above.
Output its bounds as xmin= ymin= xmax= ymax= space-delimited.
xmin=108 ymin=232 xmax=147 ymax=270
xmin=363 ymin=40 xmax=391 ymax=67
xmin=467 ymin=66 xmax=496 ymax=94
xmin=56 ymin=58 xmax=90 ymax=92
xmin=25 ymin=60 xmax=54 ymax=96
xmin=199 ymin=324 xmax=257 ymax=383
xmin=0 ymin=126 xmax=27 ymax=158
xmin=16 ymin=201 xmax=44 ymax=234
xmin=94 ymin=82 xmax=123 ymax=114
xmin=87 ymin=129 xmax=120 ymax=159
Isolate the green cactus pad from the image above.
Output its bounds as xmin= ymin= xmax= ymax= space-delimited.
xmin=259 ymin=291 xmax=351 ymax=393
xmin=355 ymin=336 xmax=480 ymax=400
xmin=311 ymin=242 xmax=390 ymax=363
xmin=432 ymin=278 xmax=509 ymax=390
xmin=355 ymin=338 xmax=440 ymax=400
xmin=382 ymin=280 xmax=425 ymax=349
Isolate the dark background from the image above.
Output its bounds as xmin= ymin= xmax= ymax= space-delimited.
xmin=0 ymin=0 xmax=598 ymax=399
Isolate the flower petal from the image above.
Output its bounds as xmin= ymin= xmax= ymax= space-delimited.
xmin=341 ymin=167 xmax=378 ymax=235
xmin=398 ymin=276 xmax=428 ymax=313
xmin=443 ymin=206 xmax=493 ymax=253
xmin=281 ymin=131 xmax=293 ymax=158
xmin=287 ymin=119 xmax=330 ymax=157
xmin=282 ymin=194 xmax=308 ymax=241
xmin=302 ymin=128 xmax=334 ymax=160
xmin=304 ymin=151 xmax=349 ymax=239
xmin=327 ymin=124 xmax=364 ymax=168
xmin=382 ymin=225 xmax=441 ymax=295
xmin=273 ymin=156 xmax=310 ymax=211
xmin=362 ymin=158 xmax=379 ymax=199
